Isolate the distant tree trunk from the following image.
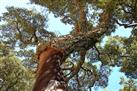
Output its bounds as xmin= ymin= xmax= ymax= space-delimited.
xmin=32 ymin=46 xmax=67 ymax=91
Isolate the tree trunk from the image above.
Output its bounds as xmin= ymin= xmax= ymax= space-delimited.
xmin=32 ymin=47 xmax=67 ymax=91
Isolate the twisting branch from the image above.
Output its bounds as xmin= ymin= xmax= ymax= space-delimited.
xmin=94 ymin=44 xmax=102 ymax=61
xmin=76 ymin=74 xmax=81 ymax=89
xmin=66 ymin=58 xmax=85 ymax=81
xmin=115 ymin=19 xmax=137 ymax=28
xmin=65 ymin=50 xmax=86 ymax=81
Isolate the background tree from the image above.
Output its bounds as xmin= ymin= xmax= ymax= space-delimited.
xmin=0 ymin=43 xmax=34 ymax=91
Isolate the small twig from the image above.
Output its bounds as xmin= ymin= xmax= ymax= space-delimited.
xmin=94 ymin=44 xmax=101 ymax=61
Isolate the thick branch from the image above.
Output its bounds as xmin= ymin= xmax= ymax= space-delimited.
xmin=48 ymin=27 xmax=105 ymax=57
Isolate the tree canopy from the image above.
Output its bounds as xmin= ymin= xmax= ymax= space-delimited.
xmin=0 ymin=43 xmax=34 ymax=91
xmin=0 ymin=0 xmax=137 ymax=91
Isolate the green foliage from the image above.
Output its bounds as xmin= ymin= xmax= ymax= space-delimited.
xmin=119 ymin=78 xmax=137 ymax=91
xmin=0 ymin=7 xmax=55 ymax=48
xmin=0 ymin=43 xmax=35 ymax=91
xmin=100 ymin=36 xmax=126 ymax=65
xmin=0 ymin=55 xmax=34 ymax=91
xmin=99 ymin=35 xmax=137 ymax=79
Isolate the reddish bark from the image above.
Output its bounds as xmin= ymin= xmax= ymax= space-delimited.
xmin=32 ymin=47 xmax=67 ymax=91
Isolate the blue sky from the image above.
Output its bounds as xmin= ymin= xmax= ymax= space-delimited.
xmin=0 ymin=0 xmax=132 ymax=91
